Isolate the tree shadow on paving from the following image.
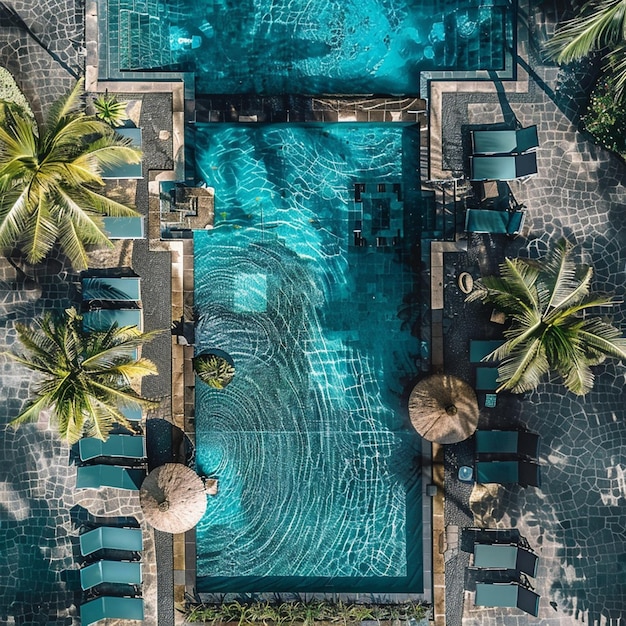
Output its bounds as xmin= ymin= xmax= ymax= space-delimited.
xmin=0 ymin=423 xmax=78 ymax=624
xmin=482 ymin=373 xmax=626 ymax=624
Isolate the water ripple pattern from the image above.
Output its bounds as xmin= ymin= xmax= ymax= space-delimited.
xmin=194 ymin=123 xmax=422 ymax=593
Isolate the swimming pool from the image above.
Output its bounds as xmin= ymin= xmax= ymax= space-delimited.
xmin=193 ymin=123 xmax=424 ymax=593
xmin=105 ymin=0 xmax=513 ymax=94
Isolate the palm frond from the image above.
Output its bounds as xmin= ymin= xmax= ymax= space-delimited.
xmin=544 ymin=0 xmax=626 ymax=63
xmin=606 ymin=43 xmax=626 ymax=100
xmin=8 ymin=394 xmax=51 ymax=428
xmin=576 ymin=317 xmax=626 ymax=360
xmin=496 ymin=338 xmax=551 ymax=393
xmin=44 ymin=79 xmax=85 ymax=134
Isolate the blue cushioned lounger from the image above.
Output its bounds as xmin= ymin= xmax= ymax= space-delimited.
xmin=473 ymin=543 xmax=538 ymax=576
xmin=79 ymin=435 xmax=146 ymax=462
xmin=82 ymin=308 xmax=143 ymax=332
xmin=475 ymin=367 xmax=500 ymax=391
xmin=76 ymin=465 xmax=145 ymax=490
xmin=79 ymin=526 xmax=143 ymax=556
xmin=121 ymin=403 xmax=143 ymax=422
xmin=81 ymin=596 xmax=144 ymax=625
xmin=470 ymin=152 xmax=538 ymax=181
xmin=475 ymin=430 xmax=540 ymax=459
xmin=82 ymin=277 xmax=141 ymax=302
xmin=472 ymin=126 xmax=539 ymax=155
xmin=101 ymin=127 xmax=143 ymax=180
xmin=469 ymin=339 xmax=505 ymax=363
xmin=476 ymin=460 xmax=541 ymax=487
xmin=475 ymin=582 xmax=540 ymax=616
xmin=80 ymin=559 xmax=142 ymax=591
xmin=465 ymin=209 xmax=525 ymax=236
xmin=103 ymin=216 xmax=145 ymax=239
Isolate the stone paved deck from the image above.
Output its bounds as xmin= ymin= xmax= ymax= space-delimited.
xmin=435 ymin=2 xmax=626 ymax=625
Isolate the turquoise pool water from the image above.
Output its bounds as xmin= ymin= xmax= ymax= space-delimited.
xmin=107 ymin=0 xmax=513 ymax=94
xmin=193 ymin=123 xmax=423 ymax=592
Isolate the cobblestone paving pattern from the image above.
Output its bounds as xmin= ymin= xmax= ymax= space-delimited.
xmin=0 ymin=1 xmax=83 ymax=118
xmin=440 ymin=37 xmax=626 ymax=626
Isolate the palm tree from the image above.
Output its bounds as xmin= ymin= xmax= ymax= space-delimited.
xmin=466 ymin=239 xmax=626 ymax=395
xmin=193 ymin=352 xmax=235 ymax=388
xmin=544 ymin=0 xmax=626 ymax=99
xmin=3 ymin=307 xmax=159 ymax=444
xmin=0 ymin=78 xmax=141 ymax=270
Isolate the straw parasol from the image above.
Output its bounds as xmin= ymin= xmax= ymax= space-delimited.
xmin=139 ymin=463 xmax=208 ymax=534
xmin=408 ymin=374 xmax=479 ymax=444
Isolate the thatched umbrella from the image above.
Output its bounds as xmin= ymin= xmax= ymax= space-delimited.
xmin=408 ymin=374 xmax=479 ymax=444
xmin=139 ymin=464 xmax=208 ymax=534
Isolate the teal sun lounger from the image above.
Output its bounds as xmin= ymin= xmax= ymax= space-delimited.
xmin=82 ymin=277 xmax=141 ymax=302
xmin=465 ymin=208 xmax=525 ymax=236
xmin=475 ymin=367 xmax=500 ymax=391
xmin=76 ymin=465 xmax=145 ymax=490
xmin=101 ymin=127 xmax=143 ymax=180
xmin=82 ymin=308 xmax=143 ymax=332
xmin=79 ymin=526 xmax=143 ymax=556
xmin=470 ymin=152 xmax=538 ymax=181
xmin=476 ymin=460 xmax=541 ymax=487
xmin=103 ymin=216 xmax=145 ymax=239
xmin=79 ymin=434 xmax=146 ymax=462
xmin=475 ymin=582 xmax=540 ymax=616
xmin=473 ymin=542 xmax=539 ymax=576
xmin=475 ymin=430 xmax=540 ymax=459
xmin=80 ymin=559 xmax=142 ymax=591
xmin=81 ymin=596 xmax=144 ymax=626
xmin=471 ymin=126 xmax=539 ymax=155
xmin=469 ymin=339 xmax=505 ymax=363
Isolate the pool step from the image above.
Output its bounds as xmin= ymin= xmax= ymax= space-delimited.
xmin=112 ymin=0 xmax=177 ymax=71
xmin=441 ymin=6 xmax=507 ymax=71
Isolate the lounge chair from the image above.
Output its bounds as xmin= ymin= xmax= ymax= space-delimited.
xmin=122 ymin=403 xmax=143 ymax=422
xmin=476 ymin=460 xmax=541 ymax=487
xmin=471 ymin=126 xmax=539 ymax=155
xmin=465 ymin=208 xmax=525 ymax=236
xmin=475 ymin=430 xmax=540 ymax=459
xmin=103 ymin=216 xmax=145 ymax=240
xmin=475 ymin=367 xmax=500 ymax=391
xmin=82 ymin=277 xmax=141 ymax=302
xmin=82 ymin=308 xmax=143 ymax=332
xmin=80 ymin=596 xmax=144 ymax=626
xmin=473 ymin=542 xmax=539 ymax=576
xmin=80 ymin=559 xmax=142 ymax=591
xmin=76 ymin=465 xmax=145 ymax=490
xmin=79 ymin=526 xmax=143 ymax=556
xmin=469 ymin=339 xmax=504 ymax=363
xmin=470 ymin=152 xmax=538 ymax=181
xmin=475 ymin=582 xmax=540 ymax=616
xmin=79 ymin=435 xmax=146 ymax=462
xmin=101 ymin=127 xmax=143 ymax=179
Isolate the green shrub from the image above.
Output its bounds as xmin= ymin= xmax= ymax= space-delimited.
xmin=93 ymin=92 xmax=129 ymax=127
xmin=582 ymin=79 xmax=626 ymax=158
xmin=0 ymin=67 xmax=34 ymax=122
xmin=180 ymin=598 xmax=430 ymax=625
xmin=193 ymin=352 xmax=235 ymax=388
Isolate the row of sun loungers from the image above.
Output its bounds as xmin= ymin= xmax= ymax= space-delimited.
xmin=76 ymin=254 xmax=149 ymax=622
xmin=79 ymin=525 xmax=144 ymax=625
xmin=469 ymin=527 xmax=541 ymax=617
xmin=465 ymin=126 xmax=538 ymax=237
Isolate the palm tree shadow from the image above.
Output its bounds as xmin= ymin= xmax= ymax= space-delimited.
xmin=487 ymin=71 xmax=520 ymax=128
